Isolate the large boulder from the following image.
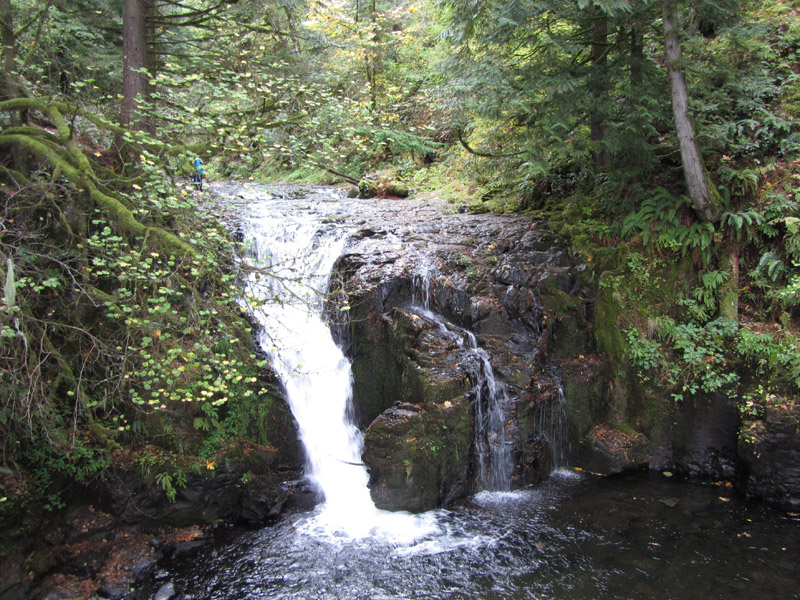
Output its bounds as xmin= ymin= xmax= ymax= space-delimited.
xmin=361 ymin=307 xmax=473 ymax=511
xmin=364 ymin=397 xmax=472 ymax=512
xmin=738 ymin=396 xmax=800 ymax=507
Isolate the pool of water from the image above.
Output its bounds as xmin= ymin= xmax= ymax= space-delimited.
xmin=148 ymin=471 xmax=800 ymax=599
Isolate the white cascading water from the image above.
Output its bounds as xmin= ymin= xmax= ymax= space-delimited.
xmin=540 ymin=369 xmax=569 ymax=471
xmin=240 ymin=190 xmax=437 ymax=541
xmin=470 ymin=341 xmax=514 ymax=491
xmin=410 ymin=259 xmax=514 ymax=491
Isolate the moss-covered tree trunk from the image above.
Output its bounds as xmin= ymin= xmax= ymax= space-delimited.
xmin=719 ymin=239 xmax=739 ymax=321
xmin=0 ymin=0 xmax=15 ymax=102
xmin=0 ymin=0 xmax=27 ymax=173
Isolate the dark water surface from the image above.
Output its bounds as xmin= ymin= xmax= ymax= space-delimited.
xmin=150 ymin=471 xmax=800 ymax=599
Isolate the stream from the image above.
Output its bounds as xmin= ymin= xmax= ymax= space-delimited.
xmin=153 ymin=470 xmax=799 ymax=600
xmin=150 ymin=183 xmax=800 ymax=600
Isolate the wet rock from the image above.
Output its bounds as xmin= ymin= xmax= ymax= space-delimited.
xmin=156 ymin=525 xmax=206 ymax=560
xmin=363 ymin=394 xmax=472 ymax=512
xmin=169 ymin=540 xmax=205 ymax=559
xmin=33 ymin=573 xmax=97 ymax=600
xmin=64 ymin=505 xmax=115 ymax=544
xmin=0 ymin=550 xmax=33 ymax=600
xmin=97 ymin=445 xmax=301 ymax=529
xmin=360 ymin=308 xmax=476 ymax=511
xmin=519 ymin=432 xmax=553 ymax=486
xmin=560 ymin=356 xmax=607 ymax=444
xmin=669 ymin=393 xmax=739 ymax=479
xmin=580 ymin=424 xmax=649 ymax=473
xmin=96 ymin=531 xmax=158 ymax=599
xmin=738 ymin=397 xmax=800 ymax=507
xmin=516 ymin=371 xmax=564 ymax=484
xmin=280 ymin=480 xmax=323 ymax=513
xmin=154 ymin=581 xmax=176 ymax=600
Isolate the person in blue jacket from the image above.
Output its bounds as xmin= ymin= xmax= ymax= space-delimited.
xmin=193 ymin=156 xmax=205 ymax=191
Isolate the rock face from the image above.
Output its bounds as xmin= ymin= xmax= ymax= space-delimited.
xmin=738 ymin=397 xmax=800 ymax=507
xmin=218 ymin=185 xmax=800 ymax=513
xmin=328 ymin=197 xmax=597 ymax=511
xmin=324 ymin=190 xmax=800 ymax=512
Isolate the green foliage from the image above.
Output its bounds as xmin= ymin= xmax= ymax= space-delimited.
xmin=0 ymin=98 xmax=279 ymax=517
xmin=624 ymin=313 xmax=741 ymax=403
xmin=602 ymin=250 xmax=739 ymax=402
xmin=740 ymin=185 xmax=800 ymax=315
xmin=621 ymin=189 xmax=718 ymax=265
xmin=12 ymin=0 xmax=123 ymax=102
xmin=2 ymin=0 xmax=800 ymax=519
xmin=720 ymin=208 xmax=763 ymax=240
xmin=615 ymin=242 xmax=799 ymax=412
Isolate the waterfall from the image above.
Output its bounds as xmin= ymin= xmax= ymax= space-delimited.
xmin=540 ymin=368 xmax=569 ymax=471
xmin=469 ymin=344 xmax=515 ymax=491
xmin=240 ymin=191 xmax=437 ymax=541
xmin=412 ymin=255 xmax=437 ymax=309
xmin=242 ymin=202 xmax=374 ymax=528
xmin=410 ymin=259 xmax=514 ymax=491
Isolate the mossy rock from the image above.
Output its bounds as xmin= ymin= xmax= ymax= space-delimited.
xmin=592 ymin=279 xmax=626 ymax=370
xmin=363 ymin=395 xmax=472 ymax=512
xmin=577 ymin=424 xmax=650 ymax=474
xmin=358 ymin=178 xmax=379 ymax=198
xmin=347 ymin=298 xmax=407 ymax=426
xmin=357 ymin=178 xmax=409 ymax=199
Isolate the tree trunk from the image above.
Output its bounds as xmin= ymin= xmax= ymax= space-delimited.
xmin=662 ymin=0 xmax=720 ymax=222
xmin=121 ymin=0 xmax=152 ymax=130
xmin=1 ymin=0 xmax=28 ymax=172
xmin=589 ymin=12 xmax=610 ymax=170
xmin=719 ymin=240 xmax=739 ymax=322
xmin=630 ymin=26 xmax=643 ymax=89
xmin=367 ymin=0 xmax=379 ymax=118
xmin=283 ymin=6 xmax=302 ymax=55
xmin=0 ymin=0 xmax=18 ymax=101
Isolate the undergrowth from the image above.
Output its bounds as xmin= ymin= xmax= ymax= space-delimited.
xmin=0 ymin=139 xmax=280 ymax=519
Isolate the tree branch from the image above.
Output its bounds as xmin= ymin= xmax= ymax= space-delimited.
xmin=457 ymin=127 xmax=525 ymax=159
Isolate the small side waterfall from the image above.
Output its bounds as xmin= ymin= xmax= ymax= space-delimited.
xmin=410 ymin=259 xmax=514 ymax=491
xmin=469 ymin=342 xmax=515 ymax=491
xmin=540 ymin=368 xmax=569 ymax=471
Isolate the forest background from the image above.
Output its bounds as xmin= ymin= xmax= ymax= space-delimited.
xmin=0 ymin=0 xmax=799 ymax=518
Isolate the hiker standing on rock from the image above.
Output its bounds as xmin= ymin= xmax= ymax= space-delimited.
xmin=193 ymin=156 xmax=204 ymax=191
